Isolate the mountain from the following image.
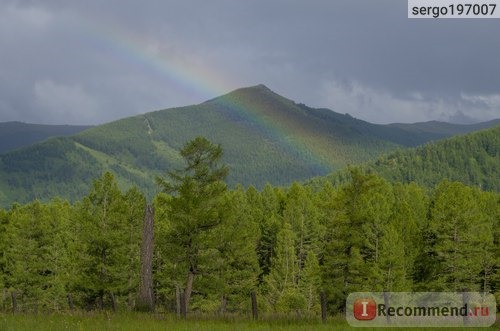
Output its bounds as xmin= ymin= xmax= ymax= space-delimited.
xmin=315 ymin=125 xmax=500 ymax=192
xmin=0 ymin=85 xmax=498 ymax=206
xmin=387 ymin=119 xmax=500 ymax=144
xmin=0 ymin=122 xmax=92 ymax=154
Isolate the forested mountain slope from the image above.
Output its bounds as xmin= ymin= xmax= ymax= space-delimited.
xmin=0 ymin=85 xmax=497 ymax=206
xmin=316 ymin=125 xmax=500 ymax=192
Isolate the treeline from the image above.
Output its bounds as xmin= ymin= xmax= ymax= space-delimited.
xmin=0 ymin=138 xmax=498 ymax=315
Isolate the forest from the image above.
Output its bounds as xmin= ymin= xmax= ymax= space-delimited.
xmin=0 ymin=137 xmax=498 ymax=318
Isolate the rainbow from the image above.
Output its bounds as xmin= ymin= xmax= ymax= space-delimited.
xmin=77 ymin=15 xmax=237 ymax=104
xmin=76 ymin=16 xmax=329 ymax=174
xmin=206 ymin=91 xmax=331 ymax=175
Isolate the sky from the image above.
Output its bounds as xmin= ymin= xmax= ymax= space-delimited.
xmin=1 ymin=0 xmax=499 ymax=125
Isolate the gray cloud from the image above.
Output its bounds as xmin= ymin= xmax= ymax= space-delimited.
xmin=0 ymin=0 xmax=499 ymax=125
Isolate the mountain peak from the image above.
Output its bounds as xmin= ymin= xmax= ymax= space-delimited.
xmin=203 ymin=84 xmax=277 ymax=105
xmin=254 ymin=83 xmax=271 ymax=90
xmin=228 ymin=84 xmax=273 ymax=96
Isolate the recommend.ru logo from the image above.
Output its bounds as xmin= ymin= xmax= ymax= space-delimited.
xmin=346 ymin=292 xmax=496 ymax=327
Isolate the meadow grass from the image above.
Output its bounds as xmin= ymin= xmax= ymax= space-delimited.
xmin=0 ymin=312 xmax=498 ymax=330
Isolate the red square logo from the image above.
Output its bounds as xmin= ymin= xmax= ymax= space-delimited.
xmin=353 ymin=298 xmax=377 ymax=320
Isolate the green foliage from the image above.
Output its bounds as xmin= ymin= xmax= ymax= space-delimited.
xmin=0 ymin=209 xmax=7 ymax=292
xmin=0 ymin=136 xmax=497 ymax=317
xmin=71 ymin=172 xmax=144 ymax=310
xmin=321 ymin=126 xmax=500 ymax=192
xmin=420 ymin=181 xmax=496 ymax=292
xmin=254 ymin=185 xmax=285 ymax=282
xmin=378 ymin=225 xmax=409 ymax=291
xmin=149 ymin=193 xmax=175 ymax=308
xmin=207 ymin=189 xmax=260 ymax=312
xmin=155 ymin=137 xmax=230 ymax=312
xmin=321 ymin=169 xmax=406 ymax=311
xmin=299 ymin=251 xmax=321 ymax=314
xmin=0 ymin=169 xmax=498 ymax=315
xmin=2 ymin=200 xmax=71 ymax=312
xmin=283 ymin=183 xmax=324 ymax=272
xmin=263 ymin=222 xmax=300 ymax=311
xmin=389 ymin=183 xmax=428 ymax=281
xmin=0 ymin=137 xmax=104 ymax=206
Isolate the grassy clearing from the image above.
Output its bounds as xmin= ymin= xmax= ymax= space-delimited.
xmin=1 ymin=312 xmax=497 ymax=331
xmin=0 ymin=313 xmax=337 ymax=331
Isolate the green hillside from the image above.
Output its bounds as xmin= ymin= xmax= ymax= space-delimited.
xmin=316 ymin=125 xmax=500 ymax=192
xmin=0 ymin=122 xmax=92 ymax=154
xmin=0 ymin=85 xmax=498 ymax=206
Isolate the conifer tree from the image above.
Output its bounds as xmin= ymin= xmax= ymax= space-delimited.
xmin=322 ymin=169 xmax=393 ymax=311
xmin=299 ymin=250 xmax=321 ymax=314
xmin=254 ymin=184 xmax=283 ymax=281
xmin=156 ymin=136 xmax=229 ymax=313
xmin=378 ymin=224 xmax=409 ymax=291
xmin=390 ymin=183 xmax=427 ymax=283
xmin=470 ymin=190 xmax=497 ymax=293
xmin=283 ymin=183 xmax=324 ymax=276
xmin=490 ymin=192 xmax=500 ymax=304
xmin=149 ymin=192 xmax=176 ymax=309
xmin=264 ymin=221 xmax=305 ymax=312
xmin=3 ymin=200 xmax=70 ymax=311
xmin=346 ymin=247 xmax=372 ymax=293
xmin=203 ymin=188 xmax=260 ymax=313
xmin=72 ymin=172 xmax=136 ymax=309
xmin=424 ymin=181 xmax=487 ymax=291
xmin=122 ymin=187 xmax=146 ymax=309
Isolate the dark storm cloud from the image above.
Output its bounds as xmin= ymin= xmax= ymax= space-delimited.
xmin=0 ymin=0 xmax=499 ymax=124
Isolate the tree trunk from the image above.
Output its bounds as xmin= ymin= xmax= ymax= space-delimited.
xmin=462 ymin=289 xmax=470 ymax=326
xmin=383 ymin=292 xmax=391 ymax=324
xmin=180 ymin=290 xmax=187 ymax=318
xmin=219 ymin=294 xmax=227 ymax=315
xmin=1 ymin=288 xmax=8 ymax=311
xmin=67 ymin=293 xmax=75 ymax=310
xmin=137 ymin=204 xmax=155 ymax=311
xmin=184 ymin=271 xmax=195 ymax=313
xmin=110 ymin=292 xmax=117 ymax=313
xmin=251 ymin=291 xmax=258 ymax=320
xmin=176 ymin=285 xmax=181 ymax=317
xmin=320 ymin=291 xmax=327 ymax=323
xmin=98 ymin=292 xmax=104 ymax=310
xmin=11 ymin=290 xmax=17 ymax=314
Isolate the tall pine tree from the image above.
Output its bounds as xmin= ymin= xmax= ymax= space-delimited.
xmin=156 ymin=137 xmax=229 ymax=313
xmin=424 ymin=181 xmax=488 ymax=291
xmin=71 ymin=172 xmax=141 ymax=310
xmin=3 ymin=200 xmax=70 ymax=311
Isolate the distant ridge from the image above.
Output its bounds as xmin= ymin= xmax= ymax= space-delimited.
xmin=0 ymin=85 xmax=498 ymax=206
xmin=388 ymin=119 xmax=500 ymax=143
xmin=0 ymin=122 xmax=92 ymax=154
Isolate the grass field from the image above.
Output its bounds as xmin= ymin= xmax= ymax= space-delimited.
xmin=1 ymin=312 xmax=497 ymax=331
